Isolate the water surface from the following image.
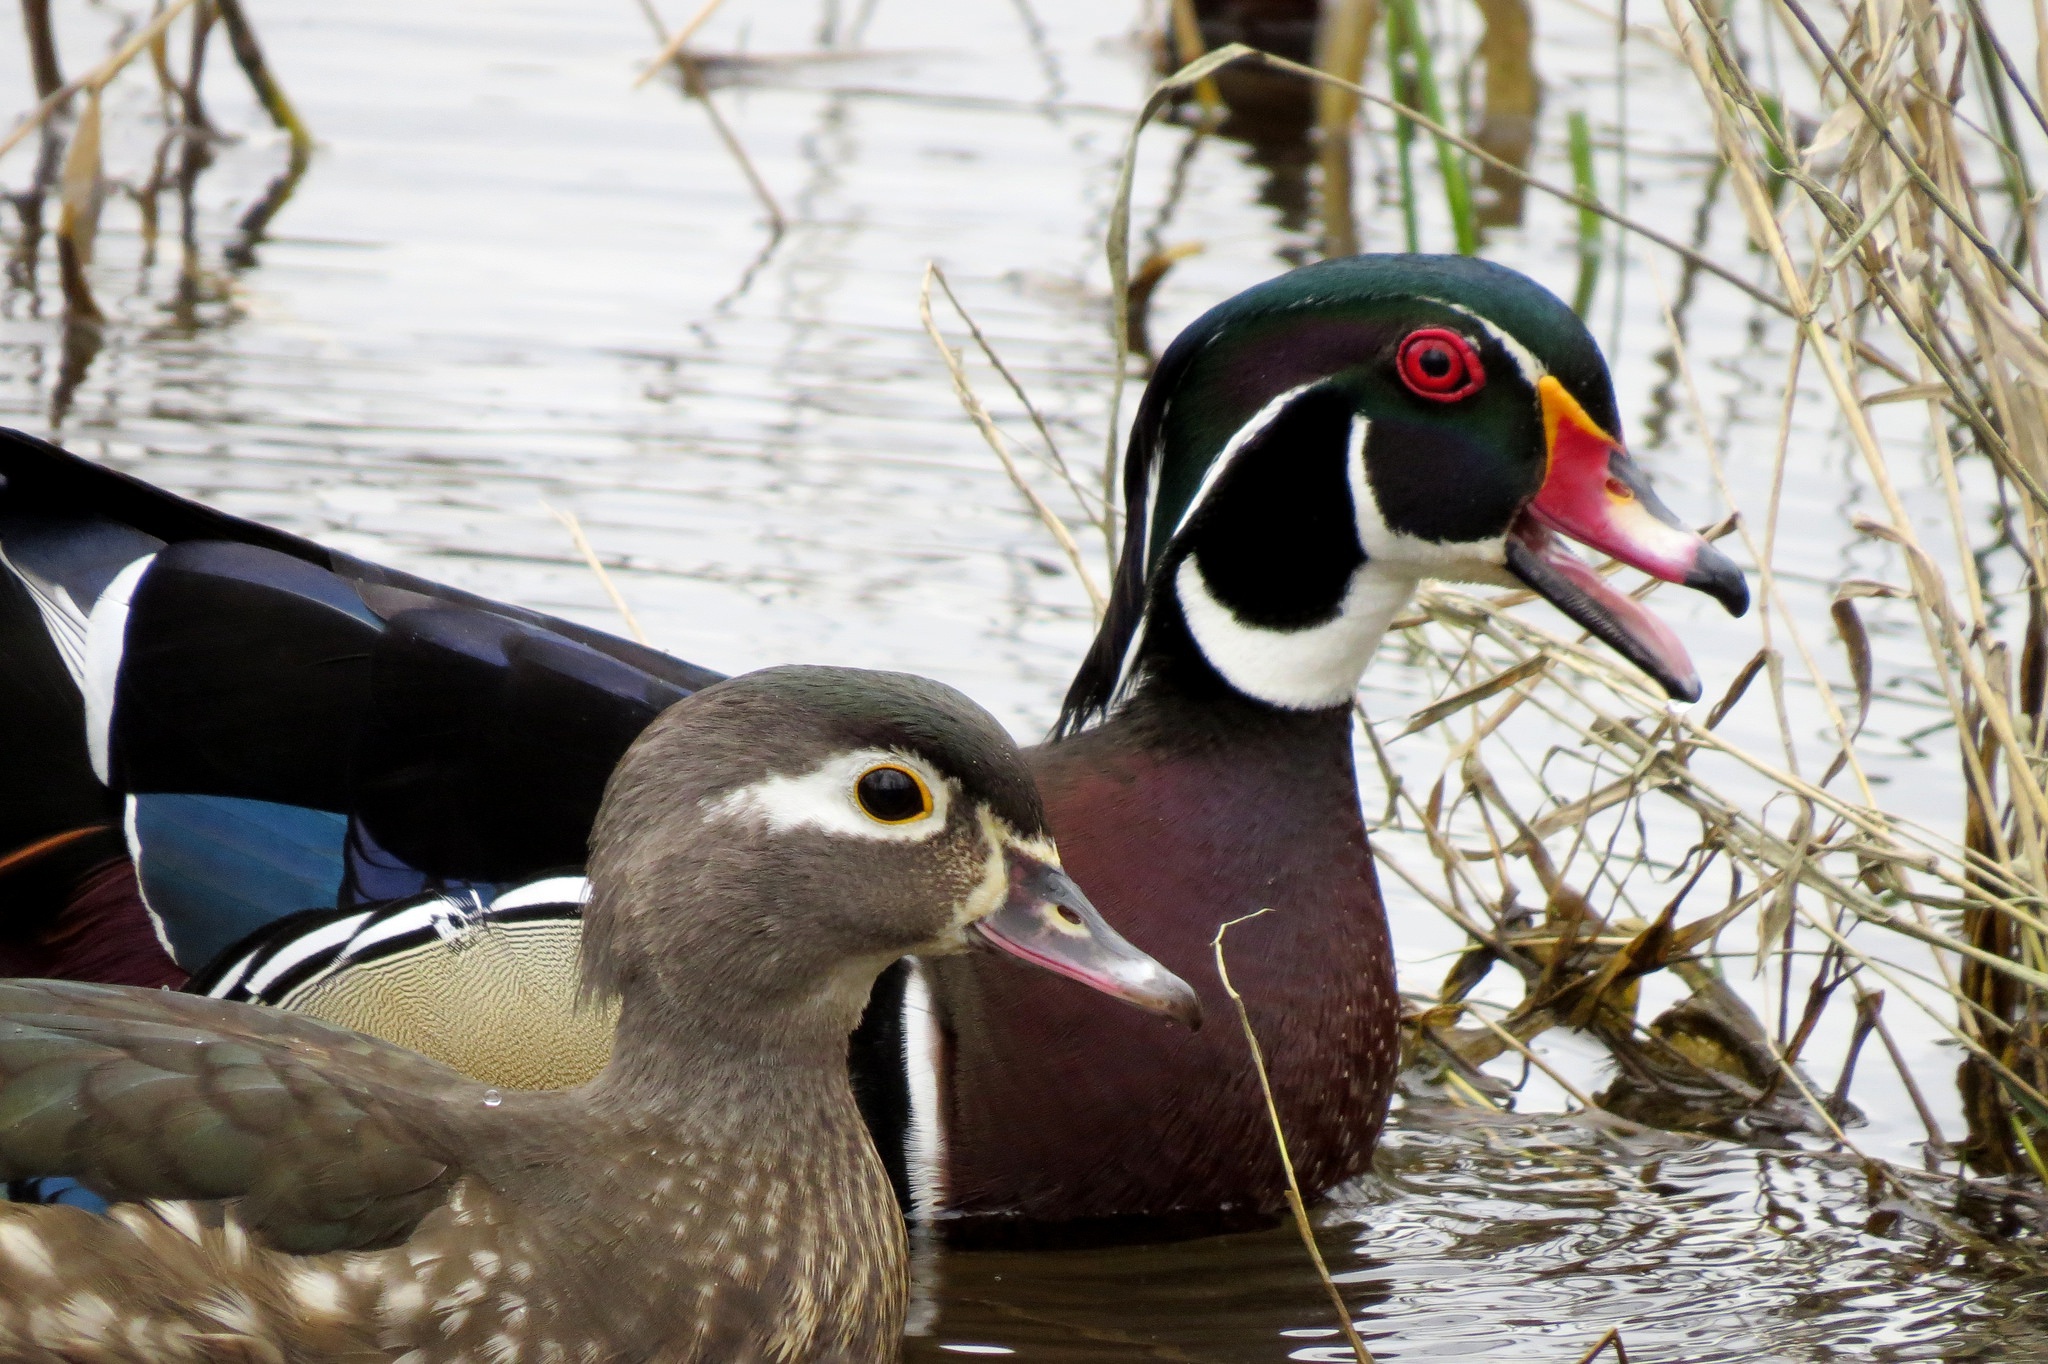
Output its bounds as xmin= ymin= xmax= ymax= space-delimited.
xmin=0 ymin=0 xmax=2034 ymax=1356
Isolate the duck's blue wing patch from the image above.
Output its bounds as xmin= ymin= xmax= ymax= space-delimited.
xmin=129 ymin=794 xmax=349 ymax=970
xmin=5 ymin=1178 xmax=110 ymax=1213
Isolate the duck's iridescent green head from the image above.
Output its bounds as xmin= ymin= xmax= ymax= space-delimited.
xmin=1059 ymin=255 xmax=1748 ymax=732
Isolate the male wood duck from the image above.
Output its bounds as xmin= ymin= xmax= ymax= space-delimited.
xmin=0 ymin=255 xmax=1747 ymax=1235
xmin=0 ymin=666 xmax=1197 ymax=1361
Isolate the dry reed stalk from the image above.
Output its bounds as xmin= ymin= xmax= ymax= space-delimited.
xmin=917 ymin=263 xmax=1109 ymax=619
xmin=545 ymin=504 xmax=650 ymax=646
xmin=1570 ymin=1327 xmax=1630 ymax=1364
xmin=0 ymin=0 xmax=201 ymax=165
xmin=1213 ymin=911 xmax=1375 ymax=1364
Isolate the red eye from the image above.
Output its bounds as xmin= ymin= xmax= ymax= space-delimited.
xmin=1395 ymin=328 xmax=1485 ymax=402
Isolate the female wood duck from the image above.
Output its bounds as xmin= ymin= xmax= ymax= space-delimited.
xmin=0 ymin=254 xmax=1746 ymax=1236
xmin=0 ymin=666 xmax=1197 ymax=1361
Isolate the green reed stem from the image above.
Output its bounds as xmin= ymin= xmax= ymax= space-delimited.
xmin=1966 ymin=3 xmax=2036 ymax=260
xmin=1384 ymin=0 xmax=1474 ymax=253
xmin=1755 ymin=92 xmax=1790 ymax=212
xmin=1567 ymin=110 xmax=1600 ymax=318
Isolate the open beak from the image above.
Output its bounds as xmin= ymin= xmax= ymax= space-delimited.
xmin=1505 ymin=377 xmax=1750 ymax=703
xmin=969 ymin=849 xmax=1202 ymax=1029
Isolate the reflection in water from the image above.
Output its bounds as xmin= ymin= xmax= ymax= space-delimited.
xmin=3 ymin=0 xmax=309 ymax=419
xmin=1156 ymin=0 xmax=1541 ymax=255
xmin=913 ymin=1103 xmax=2048 ymax=1362
xmin=1162 ymin=0 xmax=1319 ymax=240
xmin=1467 ymin=0 xmax=1536 ymax=228
xmin=1641 ymin=160 xmax=1728 ymax=450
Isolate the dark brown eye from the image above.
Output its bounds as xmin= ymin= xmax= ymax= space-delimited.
xmin=855 ymin=765 xmax=933 ymax=823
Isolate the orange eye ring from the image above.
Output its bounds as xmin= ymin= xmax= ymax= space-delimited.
xmin=855 ymin=764 xmax=934 ymax=823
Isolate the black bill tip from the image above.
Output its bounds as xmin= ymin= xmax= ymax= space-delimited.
xmin=1685 ymin=539 xmax=1751 ymax=617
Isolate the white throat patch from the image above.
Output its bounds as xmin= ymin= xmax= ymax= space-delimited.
xmin=1167 ymin=410 xmax=1528 ymax=711
xmin=1173 ymin=556 xmax=1416 ymax=710
xmin=1426 ymin=298 xmax=1547 ymax=388
xmin=1168 ymin=410 xmax=1420 ymax=712
xmin=704 ymin=748 xmax=956 ymax=843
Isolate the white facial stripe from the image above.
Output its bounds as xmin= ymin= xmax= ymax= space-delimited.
xmin=1426 ymin=298 xmax=1546 ymax=388
xmin=1174 ymin=555 xmax=1417 ymax=710
xmin=704 ymin=748 xmax=954 ymax=843
xmin=1167 ymin=381 xmax=1320 ymax=544
xmin=1119 ymin=388 xmax=1314 ymax=708
xmin=84 ymin=554 xmax=155 ymax=785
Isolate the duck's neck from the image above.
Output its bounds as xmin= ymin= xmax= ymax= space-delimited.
xmin=492 ymin=972 xmax=906 ymax=1364
xmin=924 ymin=650 xmax=1395 ymax=1228
xmin=587 ymin=966 xmax=877 ymax=1118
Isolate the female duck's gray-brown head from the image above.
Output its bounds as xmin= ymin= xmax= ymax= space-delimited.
xmin=1062 ymin=254 xmax=1751 ymax=731
xmin=583 ymin=665 xmax=1199 ymax=1060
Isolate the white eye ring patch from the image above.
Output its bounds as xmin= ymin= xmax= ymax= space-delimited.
xmin=703 ymin=749 xmax=955 ymax=843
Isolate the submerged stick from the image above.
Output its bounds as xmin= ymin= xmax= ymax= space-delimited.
xmin=633 ymin=0 xmax=787 ymax=235
xmin=1214 ymin=910 xmax=1376 ymax=1364
xmin=634 ymin=0 xmax=735 ymax=85
xmin=1570 ymin=1326 xmax=1630 ymax=1364
xmin=213 ymin=0 xmax=312 ymax=166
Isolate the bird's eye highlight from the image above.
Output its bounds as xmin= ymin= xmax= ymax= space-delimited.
xmin=855 ymin=764 xmax=933 ymax=823
xmin=1395 ymin=328 xmax=1485 ymax=402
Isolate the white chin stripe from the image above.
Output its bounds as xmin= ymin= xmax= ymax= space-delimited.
xmin=703 ymin=748 xmax=955 ymax=843
xmin=85 ymin=555 xmax=157 ymax=786
xmin=1347 ymin=416 xmax=1510 ymax=579
xmin=1174 ymin=556 xmax=1417 ymax=710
